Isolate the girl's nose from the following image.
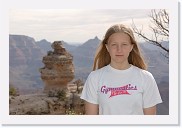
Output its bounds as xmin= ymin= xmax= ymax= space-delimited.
xmin=116 ymin=45 xmax=123 ymax=52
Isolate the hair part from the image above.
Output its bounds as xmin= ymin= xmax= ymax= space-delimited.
xmin=93 ymin=24 xmax=147 ymax=70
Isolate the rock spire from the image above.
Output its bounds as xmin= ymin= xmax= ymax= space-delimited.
xmin=39 ymin=41 xmax=74 ymax=92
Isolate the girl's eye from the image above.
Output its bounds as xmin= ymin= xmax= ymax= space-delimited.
xmin=111 ymin=44 xmax=116 ymax=46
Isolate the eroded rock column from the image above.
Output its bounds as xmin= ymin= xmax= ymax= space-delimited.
xmin=39 ymin=41 xmax=74 ymax=93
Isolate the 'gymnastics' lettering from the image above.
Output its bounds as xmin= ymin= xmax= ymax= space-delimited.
xmin=100 ymin=84 xmax=137 ymax=98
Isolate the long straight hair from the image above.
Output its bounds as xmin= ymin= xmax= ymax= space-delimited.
xmin=93 ymin=24 xmax=147 ymax=70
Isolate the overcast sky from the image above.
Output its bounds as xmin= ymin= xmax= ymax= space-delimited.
xmin=9 ymin=9 xmax=152 ymax=44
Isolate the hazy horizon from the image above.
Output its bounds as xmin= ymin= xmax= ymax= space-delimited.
xmin=9 ymin=34 xmax=153 ymax=45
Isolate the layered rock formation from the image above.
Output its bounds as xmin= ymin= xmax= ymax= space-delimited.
xmin=10 ymin=41 xmax=85 ymax=115
xmin=9 ymin=40 xmax=85 ymax=115
xmin=39 ymin=41 xmax=74 ymax=92
xmin=9 ymin=35 xmax=45 ymax=93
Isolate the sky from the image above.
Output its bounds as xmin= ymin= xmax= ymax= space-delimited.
xmin=9 ymin=9 xmax=153 ymax=44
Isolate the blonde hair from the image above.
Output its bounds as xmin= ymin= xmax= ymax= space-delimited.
xmin=93 ymin=24 xmax=147 ymax=70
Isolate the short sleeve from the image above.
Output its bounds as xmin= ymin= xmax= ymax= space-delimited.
xmin=80 ymin=72 xmax=99 ymax=104
xmin=142 ymin=73 xmax=163 ymax=108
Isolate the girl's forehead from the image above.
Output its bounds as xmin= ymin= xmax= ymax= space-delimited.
xmin=108 ymin=33 xmax=131 ymax=41
xmin=109 ymin=32 xmax=130 ymax=38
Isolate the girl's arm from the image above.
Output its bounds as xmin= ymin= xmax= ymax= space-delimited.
xmin=85 ymin=101 xmax=99 ymax=115
xmin=143 ymin=105 xmax=156 ymax=115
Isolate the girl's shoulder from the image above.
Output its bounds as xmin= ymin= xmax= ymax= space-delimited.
xmin=132 ymin=65 xmax=154 ymax=79
xmin=89 ymin=65 xmax=109 ymax=78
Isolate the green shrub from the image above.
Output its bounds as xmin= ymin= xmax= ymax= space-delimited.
xmin=57 ymin=90 xmax=66 ymax=101
xmin=9 ymin=86 xmax=17 ymax=96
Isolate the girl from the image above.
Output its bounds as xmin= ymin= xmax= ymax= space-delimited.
xmin=81 ymin=24 xmax=162 ymax=115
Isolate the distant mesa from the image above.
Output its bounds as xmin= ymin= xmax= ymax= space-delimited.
xmin=39 ymin=41 xmax=75 ymax=92
xmin=94 ymin=36 xmax=99 ymax=40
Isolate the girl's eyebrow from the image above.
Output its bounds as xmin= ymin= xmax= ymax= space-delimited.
xmin=109 ymin=41 xmax=129 ymax=43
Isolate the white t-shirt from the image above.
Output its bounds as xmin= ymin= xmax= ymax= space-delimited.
xmin=80 ymin=64 xmax=162 ymax=115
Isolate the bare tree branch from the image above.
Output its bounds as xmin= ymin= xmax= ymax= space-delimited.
xmin=132 ymin=9 xmax=169 ymax=57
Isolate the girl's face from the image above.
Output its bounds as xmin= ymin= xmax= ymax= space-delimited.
xmin=106 ymin=32 xmax=133 ymax=66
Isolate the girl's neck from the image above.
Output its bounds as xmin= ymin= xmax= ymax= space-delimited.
xmin=110 ymin=61 xmax=131 ymax=70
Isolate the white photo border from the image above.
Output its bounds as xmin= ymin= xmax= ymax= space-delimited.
xmin=0 ymin=0 xmax=179 ymax=125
